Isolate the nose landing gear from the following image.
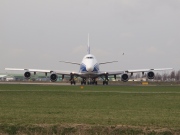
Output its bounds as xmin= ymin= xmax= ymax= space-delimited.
xmin=70 ymin=74 xmax=77 ymax=85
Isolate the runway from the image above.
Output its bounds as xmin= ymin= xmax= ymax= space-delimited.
xmin=0 ymin=81 xmax=71 ymax=85
xmin=0 ymin=81 xmax=179 ymax=86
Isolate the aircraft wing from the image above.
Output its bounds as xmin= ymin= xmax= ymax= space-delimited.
xmin=5 ymin=68 xmax=74 ymax=75
xmin=99 ymin=68 xmax=173 ymax=76
xmin=125 ymin=68 xmax=173 ymax=73
xmin=5 ymin=68 xmax=51 ymax=73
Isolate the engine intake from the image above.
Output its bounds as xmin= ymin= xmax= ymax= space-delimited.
xmin=147 ymin=71 xmax=155 ymax=79
xmin=121 ymin=73 xmax=129 ymax=82
xmin=50 ymin=73 xmax=58 ymax=82
xmin=24 ymin=72 xmax=31 ymax=79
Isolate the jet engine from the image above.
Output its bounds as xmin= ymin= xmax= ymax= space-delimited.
xmin=147 ymin=71 xmax=155 ymax=79
xmin=121 ymin=73 xmax=129 ymax=82
xmin=50 ymin=73 xmax=58 ymax=82
xmin=24 ymin=71 xmax=31 ymax=79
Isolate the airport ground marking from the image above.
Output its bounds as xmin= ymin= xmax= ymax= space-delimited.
xmin=0 ymin=90 xmax=180 ymax=94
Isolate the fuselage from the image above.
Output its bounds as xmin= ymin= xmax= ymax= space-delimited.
xmin=79 ymin=54 xmax=99 ymax=76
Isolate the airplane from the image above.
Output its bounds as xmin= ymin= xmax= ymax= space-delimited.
xmin=5 ymin=36 xmax=173 ymax=85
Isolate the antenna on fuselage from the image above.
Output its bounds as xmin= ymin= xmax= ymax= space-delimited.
xmin=87 ymin=33 xmax=90 ymax=54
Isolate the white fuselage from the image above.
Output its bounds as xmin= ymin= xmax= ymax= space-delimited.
xmin=79 ymin=54 xmax=99 ymax=78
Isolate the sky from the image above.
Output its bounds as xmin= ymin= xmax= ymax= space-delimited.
xmin=0 ymin=0 xmax=180 ymax=74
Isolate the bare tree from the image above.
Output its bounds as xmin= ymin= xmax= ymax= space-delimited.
xmin=175 ymin=70 xmax=180 ymax=81
xmin=135 ymin=73 xmax=141 ymax=79
xmin=155 ymin=73 xmax=162 ymax=81
xmin=162 ymin=73 xmax=168 ymax=81
xmin=170 ymin=71 xmax=176 ymax=81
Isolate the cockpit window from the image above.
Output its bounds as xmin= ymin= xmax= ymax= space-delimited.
xmin=86 ymin=57 xmax=93 ymax=59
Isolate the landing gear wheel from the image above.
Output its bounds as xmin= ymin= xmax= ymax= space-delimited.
xmin=71 ymin=81 xmax=76 ymax=85
xmin=103 ymin=81 xmax=108 ymax=85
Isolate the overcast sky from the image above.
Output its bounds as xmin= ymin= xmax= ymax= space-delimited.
xmin=0 ymin=0 xmax=180 ymax=74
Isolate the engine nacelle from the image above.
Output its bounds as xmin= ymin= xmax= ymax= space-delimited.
xmin=147 ymin=71 xmax=155 ymax=79
xmin=24 ymin=71 xmax=31 ymax=79
xmin=121 ymin=73 xmax=129 ymax=82
xmin=50 ymin=73 xmax=58 ymax=82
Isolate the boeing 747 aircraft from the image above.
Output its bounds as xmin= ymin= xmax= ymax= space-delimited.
xmin=5 ymin=37 xmax=172 ymax=85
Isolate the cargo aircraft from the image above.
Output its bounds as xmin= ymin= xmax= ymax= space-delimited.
xmin=5 ymin=37 xmax=172 ymax=85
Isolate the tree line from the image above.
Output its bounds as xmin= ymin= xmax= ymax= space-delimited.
xmin=154 ymin=70 xmax=180 ymax=81
xmin=133 ymin=70 xmax=180 ymax=82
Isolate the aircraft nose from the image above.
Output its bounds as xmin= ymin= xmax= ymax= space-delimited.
xmin=86 ymin=66 xmax=93 ymax=72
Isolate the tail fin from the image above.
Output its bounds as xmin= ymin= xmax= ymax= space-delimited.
xmin=87 ymin=34 xmax=90 ymax=54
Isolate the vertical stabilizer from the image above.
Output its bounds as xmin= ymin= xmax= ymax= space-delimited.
xmin=87 ymin=34 xmax=90 ymax=54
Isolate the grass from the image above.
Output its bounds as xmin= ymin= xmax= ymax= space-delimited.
xmin=0 ymin=84 xmax=180 ymax=134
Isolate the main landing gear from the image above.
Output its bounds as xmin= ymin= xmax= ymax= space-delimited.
xmin=81 ymin=79 xmax=86 ymax=85
xmin=103 ymin=81 xmax=108 ymax=85
xmin=81 ymin=78 xmax=98 ymax=85
xmin=70 ymin=80 xmax=76 ymax=85
xmin=102 ymin=75 xmax=109 ymax=85
xmin=70 ymin=74 xmax=77 ymax=85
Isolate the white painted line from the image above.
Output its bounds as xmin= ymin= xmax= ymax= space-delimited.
xmin=0 ymin=90 xmax=180 ymax=94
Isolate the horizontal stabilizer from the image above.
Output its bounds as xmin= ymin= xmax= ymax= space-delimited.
xmin=59 ymin=61 xmax=80 ymax=65
xmin=99 ymin=61 xmax=118 ymax=65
